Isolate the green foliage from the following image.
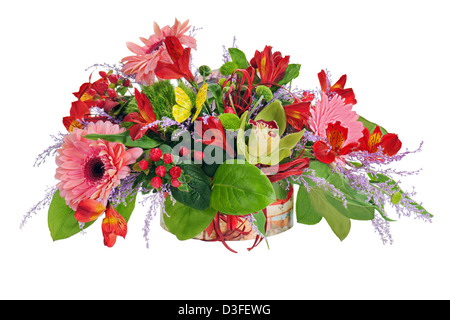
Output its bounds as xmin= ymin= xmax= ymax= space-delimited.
xmin=220 ymin=61 xmax=238 ymax=76
xmin=358 ymin=115 xmax=388 ymax=135
xmin=210 ymin=159 xmax=276 ymax=215
xmin=218 ymin=113 xmax=240 ymax=130
xmin=163 ymin=199 xmax=217 ymax=240
xmin=208 ymin=83 xmax=224 ymax=113
xmin=254 ymin=99 xmax=287 ymax=134
xmin=84 ymin=131 xmax=161 ymax=149
xmin=228 ymin=48 xmax=249 ymax=69
xmin=278 ymin=64 xmax=301 ymax=86
xmin=141 ymin=80 xmax=176 ymax=120
xmin=170 ymin=164 xmax=212 ymax=211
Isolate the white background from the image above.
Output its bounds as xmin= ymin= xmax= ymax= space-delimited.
xmin=1 ymin=0 xmax=449 ymax=300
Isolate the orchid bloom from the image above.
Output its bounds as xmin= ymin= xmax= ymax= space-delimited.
xmin=250 ymin=46 xmax=290 ymax=86
xmin=318 ymin=69 xmax=357 ymax=105
xmin=313 ymin=121 xmax=359 ymax=164
xmin=358 ymin=126 xmax=402 ymax=156
xmin=123 ymin=88 xmax=158 ymax=140
xmin=75 ymin=200 xmax=127 ymax=248
xmin=248 ymin=119 xmax=281 ymax=163
xmin=155 ymin=36 xmax=195 ymax=84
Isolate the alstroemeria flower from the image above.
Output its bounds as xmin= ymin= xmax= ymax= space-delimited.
xmin=313 ymin=121 xmax=359 ymax=164
xmin=155 ymin=36 xmax=195 ymax=84
xmin=123 ymin=88 xmax=158 ymax=140
xmin=63 ymin=101 xmax=90 ymax=132
xmin=318 ymin=69 xmax=357 ymax=105
xmin=248 ymin=119 xmax=280 ymax=162
xmin=283 ymin=96 xmax=311 ymax=131
xmin=74 ymin=200 xmax=127 ymax=248
xmin=358 ymin=126 xmax=402 ymax=156
xmin=250 ymin=46 xmax=290 ymax=86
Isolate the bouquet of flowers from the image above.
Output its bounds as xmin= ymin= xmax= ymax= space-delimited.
xmin=24 ymin=18 xmax=431 ymax=251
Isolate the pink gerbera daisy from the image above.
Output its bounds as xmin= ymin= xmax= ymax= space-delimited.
xmin=121 ymin=18 xmax=197 ymax=85
xmin=55 ymin=121 xmax=143 ymax=210
xmin=309 ymin=92 xmax=364 ymax=144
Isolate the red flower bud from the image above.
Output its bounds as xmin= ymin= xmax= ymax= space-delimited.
xmin=99 ymin=71 xmax=108 ymax=79
xmin=155 ymin=165 xmax=166 ymax=177
xmin=138 ymin=159 xmax=148 ymax=171
xmin=150 ymin=148 xmax=163 ymax=162
xmin=108 ymin=74 xmax=119 ymax=84
xmin=150 ymin=176 xmax=162 ymax=189
xmin=379 ymin=133 xmax=402 ymax=156
xmin=162 ymin=153 xmax=174 ymax=164
xmin=179 ymin=146 xmax=190 ymax=157
xmin=87 ymin=88 xmax=97 ymax=97
xmin=194 ymin=151 xmax=204 ymax=161
xmin=171 ymin=178 xmax=181 ymax=188
xmin=224 ymin=106 xmax=236 ymax=114
xmin=106 ymin=88 xmax=117 ymax=98
xmin=123 ymin=79 xmax=131 ymax=87
xmin=169 ymin=166 xmax=181 ymax=179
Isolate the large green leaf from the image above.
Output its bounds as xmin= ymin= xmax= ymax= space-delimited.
xmin=228 ymin=47 xmax=249 ymax=69
xmin=85 ymin=131 xmax=161 ymax=149
xmin=163 ymin=199 xmax=217 ymax=240
xmin=307 ymin=185 xmax=351 ymax=241
xmin=296 ymin=186 xmax=322 ymax=225
xmin=210 ymin=160 xmax=276 ymax=215
xmin=278 ymin=64 xmax=301 ymax=86
xmin=170 ymin=164 xmax=212 ymax=210
xmin=48 ymin=190 xmax=95 ymax=241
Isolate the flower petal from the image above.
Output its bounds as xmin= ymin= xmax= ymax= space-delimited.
xmin=74 ymin=199 xmax=106 ymax=223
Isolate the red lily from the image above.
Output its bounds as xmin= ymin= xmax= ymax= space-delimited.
xmin=74 ymin=199 xmax=127 ymax=248
xmin=358 ymin=126 xmax=402 ymax=156
xmin=318 ymin=69 xmax=357 ymax=105
xmin=155 ymin=36 xmax=195 ymax=84
xmin=283 ymin=96 xmax=311 ymax=131
xmin=123 ymin=88 xmax=158 ymax=141
xmin=194 ymin=116 xmax=235 ymax=157
xmin=261 ymin=155 xmax=310 ymax=182
xmin=313 ymin=121 xmax=359 ymax=164
xmin=250 ymin=46 xmax=290 ymax=86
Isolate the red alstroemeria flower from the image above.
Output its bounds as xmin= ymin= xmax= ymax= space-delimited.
xmin=155 ymin=36 xmax=195 ymax=84
xmin=63 ymin=101 xmax=90 ymax=132
xmin=195 ymin=116 xmax=235 ymax=157
xmin=261 ymin=155 xmax=310 ymax=183
xmin=358 ymin=126 xmax=402 ymax=156
xmin=73 ymin=72 xmax=120 ymax=112
xmin=250 ymin=46 xmax=290 ymax=86
xmin=318 ymin=69 xmax=357 ymax=105
xmin=283 ymin=96 xmax=311 ymax=131
xmin=74 ymin=199 xmax=128 ymax=248
xmin=123 ymin=88 xmax=158 ymax=140
xmin=313 ymin=121 xmax=359 ymax=164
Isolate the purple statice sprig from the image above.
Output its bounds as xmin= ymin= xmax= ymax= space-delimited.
xmin=33 ymin=132 xmax=66 ymax=167
xmin=20 ymin=185 xmax=57 ymax=229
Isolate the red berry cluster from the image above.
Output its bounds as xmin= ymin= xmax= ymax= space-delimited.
xmin=140 ymin=148 xmax=183 ymax=189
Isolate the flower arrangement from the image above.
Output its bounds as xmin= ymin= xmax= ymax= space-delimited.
xmin=24 ymin=18 xmax=431 ymax=251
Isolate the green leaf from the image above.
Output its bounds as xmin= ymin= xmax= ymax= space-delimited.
xmin=358 ymin=115 xmax=388 ymax=135
xmin=208 ymin=83 xmax=224 ymax=113
xmin=307 ymin=160 xmax=331 ymax=179
xmin=307 ymin=185 xmax=351 ymax=241
xmin=114 ymin=195 xmax=137 ymax=223
xmin=170 ymin=164 xmax=212 ymax=210
xmin=210 ymin=159 xmax=276 ymax=215
xmin=228 ymin=48 xmax=249 ymax=69
xmin=278 ymin=129 xmax=304 ymax=150
xmin=220 ymin=61 xmax=238 ymax=76
xmin=85 ymin=131 xmax=161 ymax=149
xmin=272 ymin=180 xmax=289 ymax=200
xmin=254 ymin=99 xmax=287 ymax=134
xmin=252 ymin=210 xmax=266 ymax=236
xmin=278 ymin=64 xmax=301 ymax=86
xmin=163 ymin=199 xmax=217 ymax=240
xmin=48 ymin=190 xmax=95 ymax=241
xmin=296 ymin=186 xmax=322 ymax=225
